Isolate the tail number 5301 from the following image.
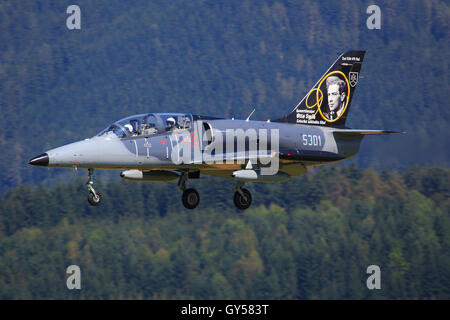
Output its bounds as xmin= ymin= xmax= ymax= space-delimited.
xmin=302 ymin=134 xmax=322 ymax=146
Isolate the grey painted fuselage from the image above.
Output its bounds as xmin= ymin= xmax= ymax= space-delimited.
xmin=42 ymin=114 xmax=361 ymax=181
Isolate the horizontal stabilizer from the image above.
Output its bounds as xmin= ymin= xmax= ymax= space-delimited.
xmin=333 ymin=129 xmax=404 ymax=135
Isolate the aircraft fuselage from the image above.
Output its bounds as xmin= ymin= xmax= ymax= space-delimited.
xmin=38 ymin=119 xmax=359 ymax=172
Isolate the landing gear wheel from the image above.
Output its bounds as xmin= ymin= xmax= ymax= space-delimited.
xmin=182 ymin=188 xmax=200 ymax=209
xmin=88 ymin=192 xmax=102 ymax=206
xmin=234 ymin=188 xmax=252 ymax=210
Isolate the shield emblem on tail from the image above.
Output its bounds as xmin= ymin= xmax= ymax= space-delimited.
xmin=349 ymin=72 xmax=358 ymax=87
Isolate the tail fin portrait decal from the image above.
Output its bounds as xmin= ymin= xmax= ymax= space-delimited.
xmin=308 ymin=70 xmax=350 ymax=123
xmin=274 ymin=51 xmax=365 ymax=127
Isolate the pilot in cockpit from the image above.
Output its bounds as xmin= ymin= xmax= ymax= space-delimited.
xmin=184 ymin=118 xmax=191 ymax=129
xmin=124 ymin=124 xmax=134 ymax=135
xmin=166 ymin=117 xmax=176 ymax=131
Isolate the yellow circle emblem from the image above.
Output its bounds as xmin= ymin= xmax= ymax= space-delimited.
xmin=305 ymin=71 xmax=350 ymax=123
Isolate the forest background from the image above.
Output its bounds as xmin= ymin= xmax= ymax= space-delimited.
xmin=0 ymin=1 xmax=448 ymax=299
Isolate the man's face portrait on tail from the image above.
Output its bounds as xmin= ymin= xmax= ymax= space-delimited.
xmin=324 ymin=76 xmax=347 ymax=120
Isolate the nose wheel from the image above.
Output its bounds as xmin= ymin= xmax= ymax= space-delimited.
xmin=87 ymin=168 xmax=102 ymax=206
xmin=88 ymin=190 xmax=102 ymax=206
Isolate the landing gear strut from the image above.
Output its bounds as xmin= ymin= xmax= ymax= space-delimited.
xmin=234 ymin=181 xmax=252 ymax=210
xmin=87 ymin=168 xmax=102 ymax=206
xmin=178 ymin=172 xmax=200 ymax=209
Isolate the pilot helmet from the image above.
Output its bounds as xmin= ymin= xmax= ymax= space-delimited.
xmin=124 ymin=124 xmax=133 ymax=133
xmin=166 ymin=117 xmax=176 ymax=127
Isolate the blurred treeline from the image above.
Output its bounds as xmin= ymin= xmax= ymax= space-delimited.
xmin=0 ymin=0 xmax=449 ymax=191
xmin=0 ymin=165 xmax=448 ymax=299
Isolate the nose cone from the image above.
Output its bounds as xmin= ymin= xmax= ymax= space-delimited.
xmin=29 ymin=153 xmax=49 ymax=166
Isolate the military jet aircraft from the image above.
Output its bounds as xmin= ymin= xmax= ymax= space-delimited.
xmin=29 ymin=51 xmax=399 ymax=210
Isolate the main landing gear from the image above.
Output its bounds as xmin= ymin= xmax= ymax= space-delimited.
xmin=177 ymin=173 xmax=252 ymax=210
xmin=178 ymin=172 xmax=200 ymax=209
xmin=87 ymin=168 xmax=102 ymax=206
xmin=234 ymin=181 xmax=252 ymax=210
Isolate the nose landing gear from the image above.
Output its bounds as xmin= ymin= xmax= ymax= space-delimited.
xmin=87 ymin=168 xmax=102 ymax=206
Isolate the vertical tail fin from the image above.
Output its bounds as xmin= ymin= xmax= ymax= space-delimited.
xmin=274 ymin=50 xmax=365 ymax=127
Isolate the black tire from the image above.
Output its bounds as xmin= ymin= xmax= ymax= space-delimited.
xmin=88 ymin=191 xmax=102 ymax=206
xmin=234 ymin=188 xmax=252 ymax=210
xmin=182 ymin=188 xmax=200 ymax=209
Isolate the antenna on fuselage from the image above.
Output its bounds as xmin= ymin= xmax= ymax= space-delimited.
xmin=245 ymin=108 xmax=256 ymax=122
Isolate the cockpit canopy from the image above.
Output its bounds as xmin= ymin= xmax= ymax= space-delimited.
xmin=97 ymin=113 xmax=192 ymax=138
